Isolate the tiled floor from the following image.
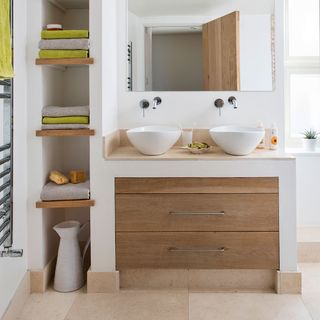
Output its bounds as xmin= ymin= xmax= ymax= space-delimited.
xmin=16 ymin=264 xmax=320 ymax=320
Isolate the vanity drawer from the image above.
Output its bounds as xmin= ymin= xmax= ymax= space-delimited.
xmin=115 ymin=177 xmax=279 ymax=194
xmin=116 ymin=232 xmax=279 ymax=269
xmin=116 ymin=194 xmax=279 ymax=232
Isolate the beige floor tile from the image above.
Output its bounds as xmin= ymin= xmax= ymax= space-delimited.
xmin=300 ymin=263 xmax=320 ymax=293
xmin=301 ymin=292 xmax=320 ymax=320
xmin=65 ymin=290 xmax=188 ymax=320
xmin=189 ymin=293 xmax=312 ymax=320
xmin=300 ymin=263 xmax=320 ymax=319
xmin=16 ymin=287 xmax=81 ymax=320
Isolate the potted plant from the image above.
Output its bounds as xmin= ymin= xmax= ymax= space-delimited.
xmin=302 ymin=129 xmax=319 ymax=151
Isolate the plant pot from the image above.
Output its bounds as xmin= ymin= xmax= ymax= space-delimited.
xmin=303 ymin=139 xmax=318 ymax=152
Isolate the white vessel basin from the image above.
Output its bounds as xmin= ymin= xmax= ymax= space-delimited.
xmin=209 ymin=126 xmax=265 ymax=156
xmin=127 ymin=126 xmax=181 ymax=156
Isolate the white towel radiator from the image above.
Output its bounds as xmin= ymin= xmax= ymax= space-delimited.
xmin=0 ymin=0 xmax=23 ymax=258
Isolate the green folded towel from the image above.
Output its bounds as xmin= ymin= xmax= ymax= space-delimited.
xmin=39 ymin=50 xmax=89 ymax=59
xmin=0 ymin=0 xmax=14 ymax=79
xmin=41 ymin=30 xmax=89 ymax=39
xmin=42 ymin=116 xmax=89 ymax=125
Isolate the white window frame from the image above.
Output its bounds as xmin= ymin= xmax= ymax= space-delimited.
xmin=285 ymin=0 xmax=320 ymax=148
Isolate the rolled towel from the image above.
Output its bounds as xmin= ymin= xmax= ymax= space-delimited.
xmin=39 ymin=39 xmax=90 ymax=50
xmin=41 ymin=124 xmax=89 ymax=130
xmin=42 ymin=116 xmax=89 ymax=125
xmin=42 ymin=106 xmax=90 ymax=117
xmin=40 ymin=180 xmax=90 ymax=201
xmin=41 ymin=30 xmax=89 ymax=39
xmin=46 ymin=24 xmax=63 ymax=30
xmin=39 ymin=50 xmax=88 ymax=59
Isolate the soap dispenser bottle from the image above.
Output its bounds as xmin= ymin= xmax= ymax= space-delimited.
xmin=257 ymin=121 xmax=265 ymax=149
xmin=269 ymin=122 xmax=278 ymax=150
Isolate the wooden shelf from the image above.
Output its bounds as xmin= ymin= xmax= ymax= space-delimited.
xmin=36 ymin=199 xmax=95 ymax=209
xmin=36 ymin=129 xmax=95 ymax=137
xmin=35 ymin=58 xmax=94 ymax=66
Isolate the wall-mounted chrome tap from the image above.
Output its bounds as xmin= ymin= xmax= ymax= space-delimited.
xmin=214 ymin=98 xmax=224 ymax=116
xmin=228 ymin=96 xmax=238 ymax=109
xmin=139 ymin=99 xmax=150 ymax=118
xmin=139 ymin=97 xmax=162 ymax=117
xmin=152 ymin=97 xmax=162 ymax=109
xmin=214 ymin=97 xmax=238 ymax=116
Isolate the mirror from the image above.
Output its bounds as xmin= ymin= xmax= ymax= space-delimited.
xmin=127 ymin=0 xmax=275 ymax=92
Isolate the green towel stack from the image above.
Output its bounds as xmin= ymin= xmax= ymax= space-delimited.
xmin=42 ymin=116 xmax=89 ymax=125
xmin=39 ymin=29 xmax=89 ymax=59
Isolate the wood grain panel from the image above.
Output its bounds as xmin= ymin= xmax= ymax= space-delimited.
xmin=116 ymin=194 xmax=279 ymax=232
xmin=115 ymin=178 xmax=279 ymax=194
xmin=202 ymin=11 xmax=240 ymax=91
xmin=116 ymin=232 xmax=279 ymax=269
xmin=36 ymin=199 xmax=95 ymax=209
xmin=36 ymin=129 xmax=95 ymax=137
xmin=202 ymin=23 xmax=210 ymax=90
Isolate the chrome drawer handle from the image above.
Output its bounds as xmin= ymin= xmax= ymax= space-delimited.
xmin=168 ymin=247 xmax=225 ymax=253
xmin=169 ymin=211 xmax=225 ymax=216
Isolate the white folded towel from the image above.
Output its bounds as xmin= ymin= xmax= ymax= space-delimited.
xmin=42 ymin=106 xmax=90 ymax=117
xmin=40 ymin=180 xmax=90 ymax=201
xmin=39 ymin=39 xmax=90 ymax=50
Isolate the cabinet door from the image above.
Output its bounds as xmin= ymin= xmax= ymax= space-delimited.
xmin=203 ymin=11 xmax=240 ymax=91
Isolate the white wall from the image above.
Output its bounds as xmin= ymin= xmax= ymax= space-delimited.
xmin=64 ymin=9 xmax=89 ymax=29
xmin=0 ymin=1 xmax=28 ymax=317
xmin=128 ymin=12 xmax=145 ymax=91
xmin=240 ymin=14 xmax=273 ymax=91
xmin=89 ymin=0 xmax=119 ymax=271
xmin=296 ymin=156 xmax=320 ymax=227
xmin=117 ymin=0 xmax=284 ymax=147
xmin=152 ymin=32 xmax=203 ymax=91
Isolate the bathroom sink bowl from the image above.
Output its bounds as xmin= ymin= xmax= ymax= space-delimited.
xmin=209 ymin=126 xmax=265 ymax=156
xmin=127 ymin=126 xmax=181 ymax=156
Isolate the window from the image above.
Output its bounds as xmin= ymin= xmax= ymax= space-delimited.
xmin=285 ymin=0 xmax=320 ymax=146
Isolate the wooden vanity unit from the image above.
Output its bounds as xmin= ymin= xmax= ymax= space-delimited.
xmin=115 ymin=177 xmax=279 ymax=270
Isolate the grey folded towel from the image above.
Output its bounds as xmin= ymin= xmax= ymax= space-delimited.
xmin=40 ymin=180 xmax=90 ymax=201
xmin=41 ymin=124 xmax=89 ymax=130
xmin=39 ymin=39 xmax=90 ymax=50
xmin=42 ymin=106 xmax=90 ymax=117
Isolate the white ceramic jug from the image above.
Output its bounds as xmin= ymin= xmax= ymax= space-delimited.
xmin=53 ymin=220 xmax=90 ymax=292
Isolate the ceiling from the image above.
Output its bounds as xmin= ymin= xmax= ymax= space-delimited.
xmin=129 ymin=0 xmax=274 ymax=17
